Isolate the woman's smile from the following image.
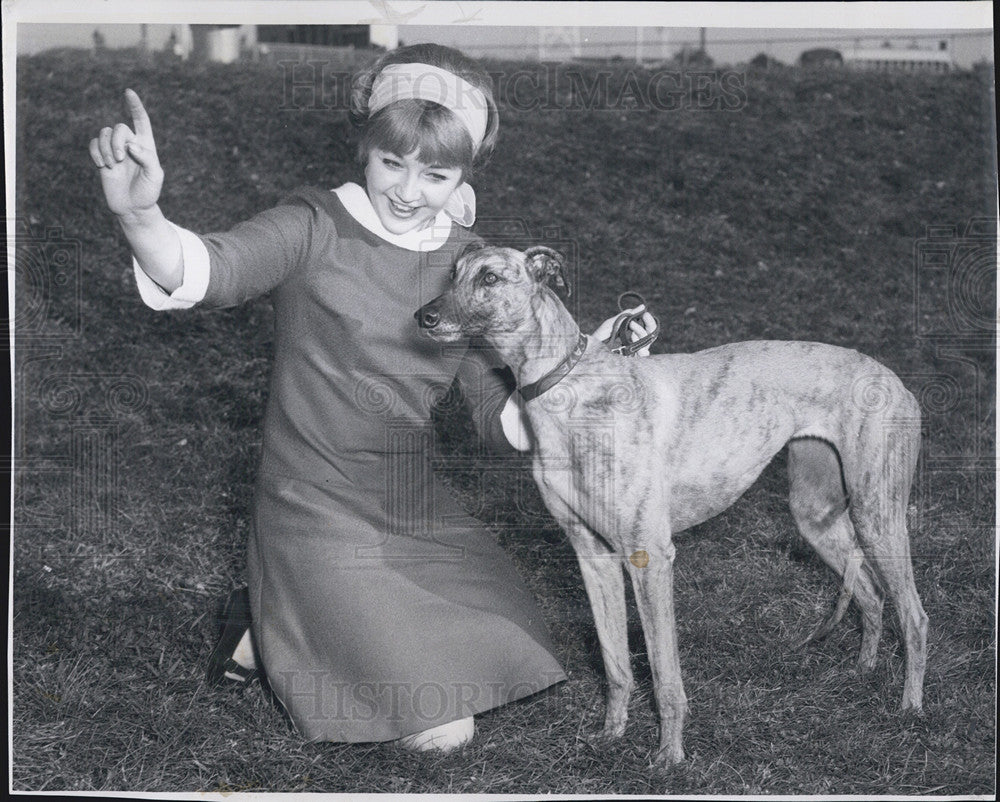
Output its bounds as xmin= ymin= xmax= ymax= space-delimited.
xmin=365 ymin=148 xmax=463 ymax=234
xmin=387 ymin=197 xmax=421 ymax=218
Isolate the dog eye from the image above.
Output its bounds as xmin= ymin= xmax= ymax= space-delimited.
xmin=482 ymin=271 xmax=500 ymax=286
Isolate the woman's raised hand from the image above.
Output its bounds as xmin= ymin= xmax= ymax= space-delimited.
xmin=89 ymin=89 xmax=164 ymax=219
xmin=89 ymin=89 xmax=183 ymax=292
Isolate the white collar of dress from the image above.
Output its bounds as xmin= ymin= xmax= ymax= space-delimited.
xmin=333 ymin=182 xmax=466 ymax=252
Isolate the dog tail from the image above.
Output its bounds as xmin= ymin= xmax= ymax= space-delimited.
xmin=797 ymin=547 xmax=865 ymax=647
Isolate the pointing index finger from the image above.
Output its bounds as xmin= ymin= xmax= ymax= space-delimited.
xmin=124 ymin=88 xmax=153 ymax=139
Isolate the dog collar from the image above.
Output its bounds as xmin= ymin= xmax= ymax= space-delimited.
xmin=519 ymin=332 xmax=589 ymax=402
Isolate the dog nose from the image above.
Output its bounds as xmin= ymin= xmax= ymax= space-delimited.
xmin=416 ymin=308 xmax=440 ymax=329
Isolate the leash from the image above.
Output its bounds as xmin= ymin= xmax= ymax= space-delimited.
xmin=606 ymin=292 xmax=659 ymax=356
xmin=519 ymin=292 xmax=657 ymax=402
xmin=518 ymin=331 xmax=589 ymax=402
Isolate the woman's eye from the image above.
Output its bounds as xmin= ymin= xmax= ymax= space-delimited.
xmin=382 ymin=157 xmax=401 ymax=168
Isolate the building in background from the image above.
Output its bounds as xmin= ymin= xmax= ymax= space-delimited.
xmin=257 ymin=24 xmax=370 ymax=48
xmin=185 ymin=25 xmax=257 ymax=63
xmin=537 ymin=27 xmax=673 ymax=63
xmin=253 ymin=23 xmax=387 ymax=62
xmin=15 ymin=23 xmax=990 ymax=70
xmin=842 ymin=40 xmax=955 ymax=72
xmin=537 ymin=27 xmax=582 ymax=62
xmin=14 ymin=22 xmax=382 ymax=63
xmin=798 ymin=47 xmax=844 ymax=67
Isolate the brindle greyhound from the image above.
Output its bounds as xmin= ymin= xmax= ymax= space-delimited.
xmin=415 ymin=243 xmax=927 ymax=767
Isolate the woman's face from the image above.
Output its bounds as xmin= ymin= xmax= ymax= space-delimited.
xmin=364 ymin=148 xmax=463 ymax=235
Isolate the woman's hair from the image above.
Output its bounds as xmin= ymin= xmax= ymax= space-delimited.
xmin=350 ymin=43 xmax=499 ymax=177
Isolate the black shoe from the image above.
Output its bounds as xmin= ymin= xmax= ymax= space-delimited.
xmin=206 ymin=587 xmax=260 ymax=685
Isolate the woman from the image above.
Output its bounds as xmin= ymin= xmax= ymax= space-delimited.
xmin=89 ymin=43 xmax=653 ymax=752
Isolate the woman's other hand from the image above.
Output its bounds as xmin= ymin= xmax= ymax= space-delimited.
xmin=592 ymin=305 xmax=657 ymax=357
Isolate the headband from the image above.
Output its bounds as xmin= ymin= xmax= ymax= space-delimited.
xmin=368 ymin=62 xmax=489 ymax=148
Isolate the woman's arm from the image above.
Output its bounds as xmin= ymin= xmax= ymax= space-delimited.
xmin=92 ymin=91 xmax=317 ymax=309
xmin=89 ymin=89 xmax=184 ymax=291
xmin=454 ymin=341 xmax=524 ymax=455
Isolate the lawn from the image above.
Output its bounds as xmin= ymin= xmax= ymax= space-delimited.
xmin=12 ymin=48 xmax=996 ymax=794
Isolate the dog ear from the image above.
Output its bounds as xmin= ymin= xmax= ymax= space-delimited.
xmin=457 ymin=241 xmax=489 ymax=261
xmin=524 ymin=246 xmax=571 ymax=298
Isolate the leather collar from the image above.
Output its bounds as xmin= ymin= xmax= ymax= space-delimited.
xmin=518 ymin=332 xmax=589 ymax=402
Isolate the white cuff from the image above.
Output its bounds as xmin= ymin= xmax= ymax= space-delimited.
xmin=133 ymin=222 xmax=211 ymax=310
xmin=500 ymin=393 xmax=534 ymax=452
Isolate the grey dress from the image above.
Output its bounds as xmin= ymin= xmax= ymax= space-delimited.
xmin=193 ymin=186 xmax=565 ymax=741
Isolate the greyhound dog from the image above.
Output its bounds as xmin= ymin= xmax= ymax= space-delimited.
xmin=415 ymin=244 xmax=928 ymax=767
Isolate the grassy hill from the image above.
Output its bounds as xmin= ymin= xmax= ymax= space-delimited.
xmin=12 ymin=48 xmax=996 ymax=794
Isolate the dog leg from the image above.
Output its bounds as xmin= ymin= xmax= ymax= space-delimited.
xmin=798 ymin=544 xmax=860 ymax=643
xmin=851 ymin=504 xmax=927 ymax=710
xmin=788 ymin=438 xmax=885 ymax=669
xmin=625 ymin=535 xmax=686 ymax=767
xmin=564 ymin=520 xmax=635 ymax=739
xmin=848 ymin=417 xmax=927 ymax=712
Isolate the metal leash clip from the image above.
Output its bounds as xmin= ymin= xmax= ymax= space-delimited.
xmin=607 ymin=291 xmax=659 ymax=356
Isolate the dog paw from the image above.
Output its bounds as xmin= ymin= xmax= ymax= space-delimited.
xmin=856 ymin=656 xmax=878 ymax=675
xmin=581 ymin=725 xmax=625 ymax=748
xmin=652 ymin=744 xmax=685 ymax=769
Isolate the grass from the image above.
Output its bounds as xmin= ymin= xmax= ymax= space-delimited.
xmin=12 ymin=48 xmax=997 ymax=794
